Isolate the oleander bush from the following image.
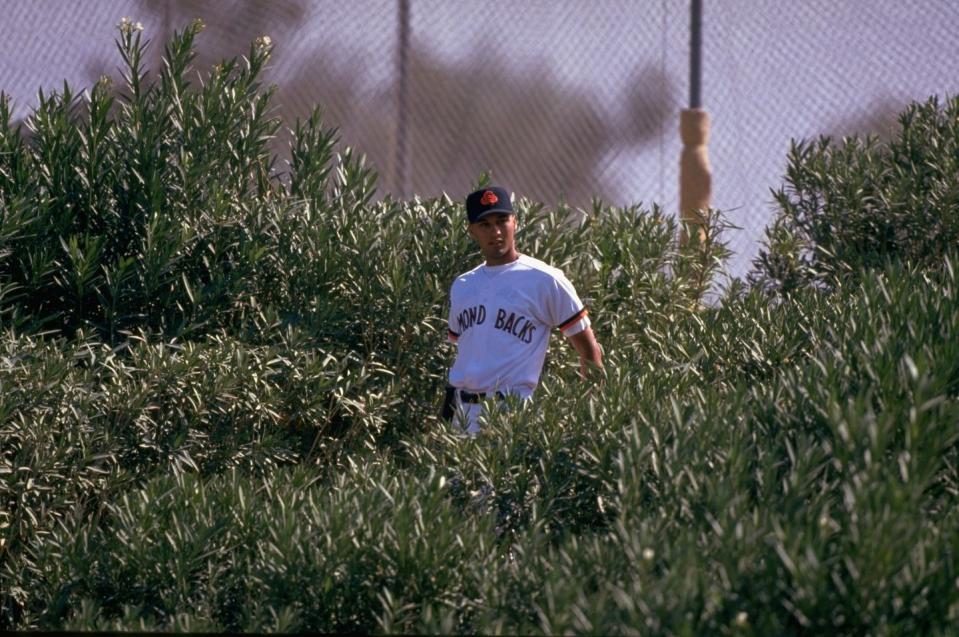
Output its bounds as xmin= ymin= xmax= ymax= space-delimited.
xmin=2 ymin=21 xmax=958 ymax=634
xmin=751 ymin=94 xmax=959 ymax=293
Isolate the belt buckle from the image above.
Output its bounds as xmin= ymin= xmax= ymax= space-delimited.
xmin=460 ymin=390 xmax=484 ymax=403
xmin=459 ymin=389 xmax=506 ymax=403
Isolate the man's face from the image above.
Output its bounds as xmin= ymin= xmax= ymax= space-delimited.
xmin=468 ymin=213 xmax=518 ymax=264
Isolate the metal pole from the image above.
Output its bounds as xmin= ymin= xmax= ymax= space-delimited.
xmin=690 ymin=0 xmax=702 ymax=108
xmin=396 ymin=0 xmax=411 ymax=197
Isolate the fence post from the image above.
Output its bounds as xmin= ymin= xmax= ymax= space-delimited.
xmin=679 ymin=108 xmax=711 ymax=245
xmin=679 ymin=0 xmax=711 ymax=246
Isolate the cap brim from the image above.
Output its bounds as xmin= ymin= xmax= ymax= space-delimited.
xmin=473 ymin=208 xmax=515 ymax=221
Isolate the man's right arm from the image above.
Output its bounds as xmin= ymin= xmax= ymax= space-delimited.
xmin=567 ymin=326 xmax=603 ymax=380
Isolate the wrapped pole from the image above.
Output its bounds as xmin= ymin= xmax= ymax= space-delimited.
xmin=679 ymin=108 xmax=711 ymax=245
xmin=679 ymin=0 xmax=711 ymax=246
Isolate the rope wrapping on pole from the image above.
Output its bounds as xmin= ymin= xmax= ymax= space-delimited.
xmin=679 ymin=107 xmax=711 ymax=246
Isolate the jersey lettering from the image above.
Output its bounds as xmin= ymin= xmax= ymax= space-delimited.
xmin=494 ymin=308 xmax=535 ymax=344
xmin=456 ymin=304 xmax=486 ymax=334
xmin=516 ymin=320 xmax=536 ymax=342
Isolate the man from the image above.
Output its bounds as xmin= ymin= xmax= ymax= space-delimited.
xmin=442 ymin=185 xmax=603 ymax=434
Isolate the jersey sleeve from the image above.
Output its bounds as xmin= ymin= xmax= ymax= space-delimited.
xmin=447 ymin=284 xmax=459 ymax=343
xmin=546 ymin=271 xmax=590 ymax=336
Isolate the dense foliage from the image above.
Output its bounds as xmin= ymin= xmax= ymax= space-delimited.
xmin=2 ymin=23 xmax=958 ymax=634
xmin=752 ymin=95 xmax=959 ymax=293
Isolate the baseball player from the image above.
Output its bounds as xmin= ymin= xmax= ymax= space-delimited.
xmin=442 ymin=185 xmax=603 ymax=434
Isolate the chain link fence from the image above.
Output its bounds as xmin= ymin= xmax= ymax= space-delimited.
xmin=3 ymin=0 xmax=957 ymax=275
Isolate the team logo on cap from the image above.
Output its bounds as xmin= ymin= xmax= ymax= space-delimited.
xmin=480 ymin=190 xmax=499 ymax=206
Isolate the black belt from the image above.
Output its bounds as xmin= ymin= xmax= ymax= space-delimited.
xmin=455 ymin=388 xmax=506 ymax=403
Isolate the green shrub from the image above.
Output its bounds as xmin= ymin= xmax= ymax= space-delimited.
xmin=3 ymin=21 xmax=959 ymax=636
xmin=22 ymin=465 xmax=497 ymax=633
xmin=752 ymin=95 xmax=959 ymax=293
xmin=1 ymin=22 xmax=275 ymax=338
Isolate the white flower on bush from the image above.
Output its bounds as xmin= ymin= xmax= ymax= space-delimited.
xmin=117 ymin=17 xmax=144 ymax=35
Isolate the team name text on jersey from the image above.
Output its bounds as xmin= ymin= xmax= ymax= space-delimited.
xmin=494 ymin=308 xmax=536 ymax=343
xmin=456 ymin=304 xmax=487 ymax=334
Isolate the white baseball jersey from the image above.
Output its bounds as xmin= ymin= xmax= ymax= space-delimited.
xmin=447 ymin=254 xmax=590 ymax=395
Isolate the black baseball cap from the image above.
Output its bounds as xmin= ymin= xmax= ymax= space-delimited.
xmin=466 ymin=186 xmax=514 ymax=223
